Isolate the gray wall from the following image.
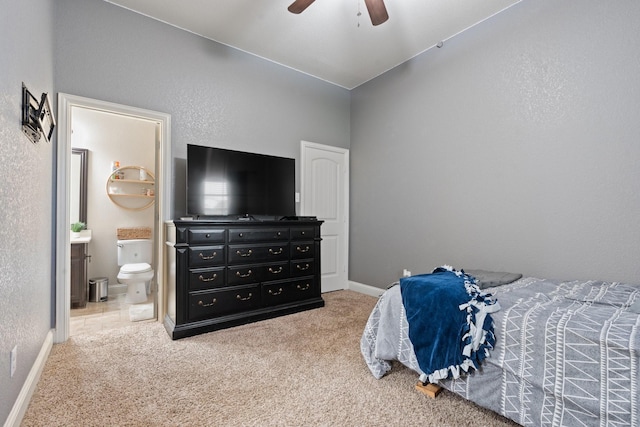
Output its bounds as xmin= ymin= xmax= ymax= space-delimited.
xmin=350 ymin=0 xmax=640 ymax=288
xmin=54 ymin=0 xmax=351 ymax=218
xmin=0 ymin=0 xmax=55 ymax=421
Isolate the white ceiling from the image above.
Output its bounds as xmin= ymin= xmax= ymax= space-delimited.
xmin=105 ymin=0 xmax=521 ymax=89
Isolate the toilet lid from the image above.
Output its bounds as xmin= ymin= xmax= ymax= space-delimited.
xmin=120 ymin=263 xmax=152 ymax=274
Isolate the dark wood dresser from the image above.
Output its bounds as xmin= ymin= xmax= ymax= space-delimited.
xmin=164 ymin=219 xmax=324 ymax=339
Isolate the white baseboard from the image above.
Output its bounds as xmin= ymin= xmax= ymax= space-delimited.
xmin=347 ymin=280 xmax=385 ymax=297
xmin=4 ymin=330 xmax=53 ymax=427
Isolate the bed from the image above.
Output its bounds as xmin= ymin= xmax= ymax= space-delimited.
xmin=361 ymin=267 xmax=640 ymax=427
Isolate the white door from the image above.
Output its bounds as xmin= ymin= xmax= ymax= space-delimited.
xmin=300 ymin=141 xmax=349 ymax=293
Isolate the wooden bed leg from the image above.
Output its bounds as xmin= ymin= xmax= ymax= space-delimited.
xmin=415 ymin=381 xmax=442 ymax=399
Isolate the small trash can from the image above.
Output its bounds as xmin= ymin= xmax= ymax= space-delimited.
xmin=89 ymin=277 xmax=108 ymax=302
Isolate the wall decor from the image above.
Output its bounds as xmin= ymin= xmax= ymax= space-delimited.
xmin=21 ymin=83 xmax=56 ymax=143
xmin=22 ymin=83 xmax=41 ymax=143
xmin=38 ymin=91 xmax=55 ymax=141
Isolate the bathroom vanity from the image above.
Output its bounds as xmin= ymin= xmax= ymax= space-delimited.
xmin=164 ymin=219 xmax=324 ymax=339
xmin=70 ymin=230 xmax=92 ymax=308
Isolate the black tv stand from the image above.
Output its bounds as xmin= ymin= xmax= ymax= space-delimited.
xmin=191 ymin=214 xmax=260 ymax=222
xmin=164 ymin=218 xmax=324 ymax=339
xmin=280 ymin=216 xmax=318 ymax=221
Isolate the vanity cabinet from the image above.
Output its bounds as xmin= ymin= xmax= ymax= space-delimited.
xmin=164 ymin=219 xmax=324 ymax=340
xmin=70 ymin=243 xmax=88 ymax=308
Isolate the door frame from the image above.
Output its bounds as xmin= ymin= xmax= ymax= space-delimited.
xmin=300 ymin=141 xmax=349 ymax=292
xmin=54 ymin=94 xmax=171 ymax=343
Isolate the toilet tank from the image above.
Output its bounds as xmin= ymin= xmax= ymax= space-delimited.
xmin=117 ymin=239 xmax=152 ymax=265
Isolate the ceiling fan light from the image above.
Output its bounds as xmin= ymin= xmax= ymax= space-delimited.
xmin=287 ymin=0 xmax=389 ymax=26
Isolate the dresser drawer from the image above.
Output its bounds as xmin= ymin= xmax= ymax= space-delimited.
xmin=228 ymin=243 xmax=289 ymax=264
xmin=227 ymin=262 xmax=290 ymax=285
xmin=188 ymin=267 xmax=226 ymax=291
xmin=291 ymin=277 xmax=316 ymax=298
xmin=290 ymin=241 xmax=315 ymax=260
xmin=290 ymin=259 xmax=315 ymax=277
xmin=188 ymin=285 xmax=260 ymax=321
xmin=188 ymin=228 xmax=226 ymax=245
xmin=188 ymin=245 xmax=226 ymax=267
xmin=290 ymin=227 xmax=315 ymax=240
xmin=262 ymin=277 xmax=316 ymax=307
xmin=228 ymin=228 xmax=289 ymax=243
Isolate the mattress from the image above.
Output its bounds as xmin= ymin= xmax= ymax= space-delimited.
xmin=361 ymin=276 xmax=640 ymax=426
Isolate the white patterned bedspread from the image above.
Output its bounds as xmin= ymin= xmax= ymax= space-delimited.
xmin=361 ymin=277 xmax=640 ymax=427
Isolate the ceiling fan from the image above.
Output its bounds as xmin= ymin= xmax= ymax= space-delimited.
xmin=288 ymin=0 xmax=389 ymax=26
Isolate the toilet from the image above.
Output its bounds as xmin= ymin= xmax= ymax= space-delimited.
xmin=116 ymin=239 xmax=154 ymax=304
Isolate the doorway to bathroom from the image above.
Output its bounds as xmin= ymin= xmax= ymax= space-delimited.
xmin=55 ymin=94 xmax=171 ymax=343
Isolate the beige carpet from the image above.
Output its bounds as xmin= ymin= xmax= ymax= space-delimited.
xmin=22 ymin=290 xmax=518 ymax=426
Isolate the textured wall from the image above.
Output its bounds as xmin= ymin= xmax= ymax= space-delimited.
xmin=0 ymin=0 xmax=55 ymax=422
xmin=54 ymin=0 xmax=351 ymax=219
xmin=350 ymin=0 xmax=640 ymax=287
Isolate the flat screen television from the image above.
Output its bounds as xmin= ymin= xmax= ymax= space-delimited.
xmin=187 ymin=144 xmax=296 ymax=218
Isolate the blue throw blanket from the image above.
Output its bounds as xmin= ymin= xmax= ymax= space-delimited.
xmin=400 ymin=266 xmax=500 ymax=383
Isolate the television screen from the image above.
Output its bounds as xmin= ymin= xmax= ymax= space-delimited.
xmin=187 ymin=144 xmax=295 ymax=218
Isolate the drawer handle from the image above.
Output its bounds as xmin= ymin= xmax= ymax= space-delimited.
xmin=238 ymin=233 xmax=244 ymax=238
xmin=198 ymin=298 xmax=217 ymax=307
xmin=236 ymin=292 xmax=253 ymax=301
xmin=296 ymin=245 xmax=310 ymax=253
xmin=296 ymin=263 xmax=310 ymax=271
xmin=269 ymin=247 xmax=283 ymax=255
xmin=297 ymin=283 xmax=310 ymax=291
xmin=269 ymin=288 xmax=284 ymax=296
xmin=205 ymin=233 xmax=211 ymax=238
xmin=268 ymin=266 xmax=283 ymax=274
xmin=236 ymin=249 xmax=253 ymax=257
xmin=198 ymin=274 xmax=217 ymax=282
xmin=276 ymin=231 xmax=282 ymax=237
xmin=236 ymin=270 xmax=253 ymax=278
xmin=199 ymin=251 xmax=218 ymax=260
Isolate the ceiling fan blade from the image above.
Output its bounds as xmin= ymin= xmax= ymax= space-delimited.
xmin=288 ymin=0 xmax=316 ymax=14
xmin=364 ymin=0 xmax=389 ymax=26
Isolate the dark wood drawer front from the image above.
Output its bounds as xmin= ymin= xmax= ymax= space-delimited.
xmin=228 ymin=244 xmax=289 ymax=264
xmin=188 ymin=229 xmax=226 ymax=245
xmin=291 ymin=277 xmax=316 ymax=297
xmin=188 ymin=285 xmax=260 ymax=321
xmin=262 ymin=280 xmax=298 ymax=306
xmin=291 ymin=227 xmax=315 ymax=240
xmin=227 ymin=262 xmax=290 ymax=286
xmin=262 ymin=278 xmax=316 ymax=307
xmin=262 ymin=263 xmax=289 ymax=281
xmin=228 ymin=228 xmax=289 ymax=243
xmin=291 ymin=260 xmax=315 ymax=277
xmin=188 ymin=245 xmax=226 ymax=267
xmin=290 ymin=242 xmax=315 ymax=260
xmin=188 ymin=267 xmax=226 ymax=291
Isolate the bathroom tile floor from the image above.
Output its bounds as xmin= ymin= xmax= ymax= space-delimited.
xmin=70 ymin=293 xmax=155 ymax=336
